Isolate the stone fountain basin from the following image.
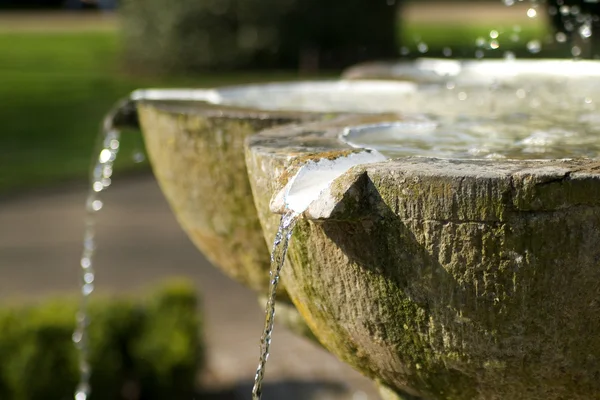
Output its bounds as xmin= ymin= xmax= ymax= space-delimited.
xmin=130 ymin=81 xmax=418 ymax=339
xmin=342 ymin=58 xmax=600 ymax=87
xmin=245 ymin=115 xmax=600 ymax=400
xmin=134 ymin=81 xmax=416 ymax=293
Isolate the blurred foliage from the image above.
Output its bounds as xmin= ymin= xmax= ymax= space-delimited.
xmin=0 ymin=280 xmax=202 ymax=400
xmin=120 ymin=0 xmax=399 ymax=72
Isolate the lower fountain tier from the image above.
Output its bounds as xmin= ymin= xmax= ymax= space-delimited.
xmin=246 ymin=115 xmax=600 ymax=400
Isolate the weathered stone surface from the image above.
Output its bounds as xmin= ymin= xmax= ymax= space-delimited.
xmin=246 ymin=117 xmax=600 ymax=400
xmin=137 ymin=101 xmax=317 ymax=297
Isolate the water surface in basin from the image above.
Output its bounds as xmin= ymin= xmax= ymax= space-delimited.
xmin=343 ymin=111 xmax=600 ymax=160
xmin=342 ymin=76 xmax=600 ymax=160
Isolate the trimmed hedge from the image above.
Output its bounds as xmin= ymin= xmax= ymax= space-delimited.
xmin=0 ymin=280 xmax=202 ymax=400
xmin=120 ymin=0 xmax=400 ymax=72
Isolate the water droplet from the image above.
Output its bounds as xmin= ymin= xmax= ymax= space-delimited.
xmin=564 ymin=21 xmax=575 ymax=32
xmin=513 ymin=25 xmax=522 ymax=33
xmin=585 ymin=97 xmax=593 ymax=104
xmin=579 ymin=24 xmax=592 ymax=39
xmin=101 ymin=178 xmax=111 ymax=187
xmin=442 ymin=47 xmax=452 ymax=57
xmin=75 ymin=384 xmax=90 ymax=400
xmin=490 ymin=40 xmax=500 ymax=50
xmin=110 ymin=139 xmax=119 ymax=150
xmin=504 ymin=51 xmax=516 ymax=60
xmin=99 ymin=149 xmax=111 ymax=163
xmin=84 ymin=273 xmax=94 ymax=284
xmin=91 ymin=200 xmax=103 ymax=211
xmin=458 ymin=92 xmax=468 ymax=100
xmin=475 ymin=37 xmax=486 ymax=47
xmin=572 ymin=45 xmax=582 ymax=57
xmin=72 ymin=331 xmax=83 ymax=344
xmin=475 ymin=49 xmax=485 ymax=59
xmin=102 ymin=165 xmax=113 ymax=178
xmin=82 ymin=283 xmax=94 ymax=296
xmin=510 ymin=33 xmax=520 ymax=42
xmin=446 ymin=81 xmax=456 ymax=90
xmin=490 ymin=30 xmax=499 ymax=39
xmin=570 ymin=5 xmax=580 ymax=15
xmin=516 ymin=89 xmax=527 ymax=99
xmin=132 ymin=151 xmax=145 ymax=163
xmin=92 ymin=181 xmax=104 ymax=192
xmin=504 ymin=0 xmax=515 ymax=6
xmin=80 ymin=257 xmax=91 ymax=269
xmin=526 ymin=40 xmax=541 ymax=53
xmin=417 ymin=42 xmax=428 ymax=53
xmin=400 ymin=46 xmax=410 ymax=56
xmin=527 ymin=8 xmax=537 ymax=18
xmin=560 ymin=5 xmax=570 ymax=16
xmin=555 ymin=32 xmax=567 ymax=43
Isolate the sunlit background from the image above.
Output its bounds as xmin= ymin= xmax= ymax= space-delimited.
xmin=0 ymin=0 xmax=597 ymax=399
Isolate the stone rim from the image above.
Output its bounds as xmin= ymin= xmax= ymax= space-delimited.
xmin=247 ymin=115 xmax=600 ymax=221
xmin=244 ymin=113 xmax=600 ymax=400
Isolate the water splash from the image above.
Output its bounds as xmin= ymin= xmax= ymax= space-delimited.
xmin=251 ymin=210 xmax=300 ymax=400
xmin=72 ymin=107 xmax=123 ymax=400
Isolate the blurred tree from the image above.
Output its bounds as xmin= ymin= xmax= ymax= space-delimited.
xmin=121 ymin=0 xmax=401 ymax=73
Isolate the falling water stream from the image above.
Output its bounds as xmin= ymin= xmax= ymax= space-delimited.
xmin=252 ymin=211 xmax=300 ymax=400
xmin=73 ymin=115 xmax=121 ymax=400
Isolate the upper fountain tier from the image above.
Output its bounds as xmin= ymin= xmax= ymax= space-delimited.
xmin=343 ymin=58 xmax=600 ymax=86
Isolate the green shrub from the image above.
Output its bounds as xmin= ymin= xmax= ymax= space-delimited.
xmin=120 ymin=0 xmax=399 ymax=72
xmin=0 ymin=280 xmax=202 ymax=400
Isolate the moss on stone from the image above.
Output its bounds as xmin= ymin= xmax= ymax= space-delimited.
xmin=245 ymin=149 xmax=600 ymax=399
